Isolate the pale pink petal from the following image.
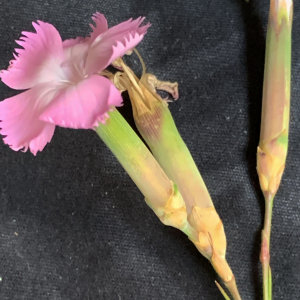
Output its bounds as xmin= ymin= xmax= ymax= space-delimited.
xmin=0 ymin=84 xmax=58 ymax=155
xmin=62 ymin=36 xmax=89 ymax=62
xmin=89 ymin=12 xmax=108 ymax=43
xmin=0 ymin=21 xmax=64 ymax=90
xmin=63 ymin=36 xmax=86 ymax=49
xmin=61 ymin=37 xmax=90 ymax=83
xmin=85 ymin=18 xmax=150 ymax=75
xmin=39 ymin=75 xmax=123 ymax=129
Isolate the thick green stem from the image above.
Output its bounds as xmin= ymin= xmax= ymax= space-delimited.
xmin=135 ymin=101 xmax=214 ymax=215
xmin=95 ymin=108 xmax=188 ymax=230
xmin=116 ymin=61 xmax=213 ymax=214
xmin=96 ymin=109 xmax=171 ymax=207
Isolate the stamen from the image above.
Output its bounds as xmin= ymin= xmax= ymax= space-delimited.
xmin=118 ymin=59 xmax=144 ymax=97
xmin=133 ymin=48 xmax=146 ymax=75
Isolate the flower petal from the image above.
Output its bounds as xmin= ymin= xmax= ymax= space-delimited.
xmin=89 ymin=12 xmax=108 ymax=44
xmin=62 ymin=36 xmax=89 ymax=62
xmin=0 ymin=84 xmax=57 ymax=155
xmin=39 ymin=75 xmax=123 ymax=129
xmin=95 ymin=17 xmax=145 ymax=42
xmin=28 ymin=124 xmax=55 ymax=155
xmin=85 ymin=18 xmax=150 ymax=75
xmin=0 ymin=21 xmax=64 ymax=90
xmin=61 ymin=12 xmax=107 ymax=63
xmin=63 ymin=36 xmax=86 ymax=49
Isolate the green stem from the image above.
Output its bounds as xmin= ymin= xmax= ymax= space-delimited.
xmin=258 ymin=2 xmax=293 ymax=299
xmin=261 ymin=195 xmax=274 ymax=300
xmin=95 ymin=108 xmax=188 ymax=230
xmin=135 ymin=101 xmax=214 ymax=214
xmin=95 ymin=108 xmax=172 ymax=208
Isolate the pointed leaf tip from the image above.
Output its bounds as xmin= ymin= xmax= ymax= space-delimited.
xmin=215 ymin=281 xmax=232 ymax=300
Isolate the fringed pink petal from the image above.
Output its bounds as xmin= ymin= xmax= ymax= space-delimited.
xmin=89 ymin=12 xmax=108 ymax=44
xmin=85 ymin=18 xmax=150 ymax=75
xmin=39 ymin=75 xmax=123 ymax=129
xmin=28 ymin=124 xmax=55 ymax=155
xmin=96 ymin=17 xmax=145 ymax=42
xmin=0 ymin=21 xmax=64 ymax=90
xmin=0 ymin=84 xmax=58 ymax=155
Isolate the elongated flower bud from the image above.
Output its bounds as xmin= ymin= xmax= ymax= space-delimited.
xmin=257 ymin=1 xmax=293 ymax=299
xmin=96 ymin=108 xmax=188 ymax=231
xmin=257 ymin=0 xmax=293 ymax=199
xmin=114 ymin=59 xmax=241 ymax=300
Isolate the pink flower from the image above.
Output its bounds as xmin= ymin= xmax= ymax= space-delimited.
xmin=0 ymin=13 xmax=150 ymax=155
